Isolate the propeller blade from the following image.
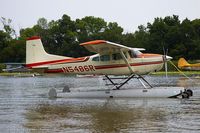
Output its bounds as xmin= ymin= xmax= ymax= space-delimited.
xmin=162 ymin=47 xmax=169 ymax=78
xmin=165 ymin=59 xmax=168 ymax=78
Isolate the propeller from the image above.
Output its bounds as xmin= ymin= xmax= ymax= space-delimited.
xmin=163 ymin=47 xmax=172 ymax=78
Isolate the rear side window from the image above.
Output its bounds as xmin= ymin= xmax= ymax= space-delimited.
xmin=92 ymin=56 xmax=99 ymax=61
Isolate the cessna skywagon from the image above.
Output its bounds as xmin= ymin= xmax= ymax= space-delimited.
xmin=178 ymin=58 xmax=200 ymax=71
xmin=26 ymin=36 xmax=193 ymax=98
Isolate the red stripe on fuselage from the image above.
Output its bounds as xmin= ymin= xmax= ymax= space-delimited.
xmin=44 ymin=69 xmax=63 ymax=73
xmin=44 ymin=61 xmax=163 ymax=73
xmin=138 ymin=54 xmax=162 ymax=58
xmin=95 ymin=61 xmax=163 ymax=70
xmin=55 ymin=57 xmax=89 ymax=65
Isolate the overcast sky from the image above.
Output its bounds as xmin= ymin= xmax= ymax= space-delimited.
xmin=0 ymin=0 xmax=200 ymax=34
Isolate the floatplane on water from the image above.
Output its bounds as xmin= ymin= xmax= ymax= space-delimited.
xmin=26 ymin=36 xmax=193 ymax=98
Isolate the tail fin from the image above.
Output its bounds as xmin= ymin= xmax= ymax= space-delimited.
xmin=26 ymin=36 xmax=71 ymax=68
xmin=178 ymin=58 xmax=190 ymax=68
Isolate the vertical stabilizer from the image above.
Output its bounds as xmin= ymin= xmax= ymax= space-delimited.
xmin=178 ymin=58 xmax=190 ymax=68
xmin=26 ymin=36 xmax=71 ymax=67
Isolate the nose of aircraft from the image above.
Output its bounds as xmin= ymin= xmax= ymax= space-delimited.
xmin=166 ymin=55 xmax=172 ymax=61
xmin=162 ymin=55 xmax=173 ymax=61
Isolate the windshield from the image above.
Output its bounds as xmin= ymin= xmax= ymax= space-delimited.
xmin=129 ymin=50 xmax=142 ymax=58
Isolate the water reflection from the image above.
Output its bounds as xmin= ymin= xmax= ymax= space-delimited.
xmin=177 ymin=77 xmax=200 ymax=88
xmin=24 ymin=104 xmax=71 ymax=131
xmin=24 ymin=99 xmax=171 ymax=133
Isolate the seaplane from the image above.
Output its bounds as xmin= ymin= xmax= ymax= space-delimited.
xmin=178 ymin=58 xmax=200 ymax=71
xmin=26 ymin=36 xmax=193 ymax=98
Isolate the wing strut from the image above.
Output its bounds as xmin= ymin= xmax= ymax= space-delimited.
xmin=118 ymin=49 xmax=153 ymax=88
xmin=119 ymin=49 xmax=134 ymax=74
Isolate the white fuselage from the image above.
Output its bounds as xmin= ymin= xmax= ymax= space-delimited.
xmin=42 ymin=53 xmax=164 ymax=75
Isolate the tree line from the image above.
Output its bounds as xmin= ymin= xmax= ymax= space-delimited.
xmin=0 ymin=14 xmax=200 ymax=63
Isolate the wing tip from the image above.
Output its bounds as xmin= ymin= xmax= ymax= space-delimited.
xmin=27 ymin=36 xmax=41 ymax=41
xmin=80 ymin=40 xmax=107 ymax=46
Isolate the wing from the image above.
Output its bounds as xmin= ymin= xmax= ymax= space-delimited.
xmin=80 ymin=40 xmax=145 ymax=54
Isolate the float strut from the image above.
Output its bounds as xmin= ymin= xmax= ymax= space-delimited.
xmin=104 ymin=74 xmax=153 ymax=90
xmin=105 ymin=74 xmax=135 ymax=90
xmin=137 ymin=75 xmax=153 ymax=88
xmin=116 ymin=74 xmax=135 ymax=89
xmin=105 ymin=75 xmax=116 ymax=86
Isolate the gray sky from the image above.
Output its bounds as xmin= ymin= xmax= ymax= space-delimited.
xmin=0 ymin=0 xmax=200 ymax=34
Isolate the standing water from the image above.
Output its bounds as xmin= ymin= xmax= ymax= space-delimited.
xmin=0 ymin=75 xmax=200 ymax=132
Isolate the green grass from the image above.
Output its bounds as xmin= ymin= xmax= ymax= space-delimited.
xmin=0 ymin=72 xmax=20 ymax=76
xmin=0 ymin=72 xmax=39 ymax=77
xmin=151 ymin=71 xmax=200 ymax=76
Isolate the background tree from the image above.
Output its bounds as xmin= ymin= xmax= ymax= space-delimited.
xmin=1 ymin=14 xmax=200 ymax=63
xmin=0 ymin=39 xmax=25 ymax=62
xmin=102 ymin=22 xmax=123 ymax=43
xmin=124 ymin=25 xmax=149 ymax=48
xmin=0 ymin=30 xmax=10 ymax=50
xmin=1 ymin=17 xmax=17 ymax=38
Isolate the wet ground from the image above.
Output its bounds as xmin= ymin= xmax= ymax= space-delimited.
xmin=0 ymin=75 xmax=200 ymax=133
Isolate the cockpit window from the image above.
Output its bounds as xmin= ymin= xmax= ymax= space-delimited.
xmin=128 ymin=51 xmax=134 ymax=58
xmin=112 ymin=53 xmax=122 ymax=60
xmin=129 ymin=50 xmax=142 ymax=58
xmin=100 ymin=55 xmax=110 ymax=61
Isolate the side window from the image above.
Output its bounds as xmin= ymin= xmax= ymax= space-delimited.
xmin=112 ymin=53 xmax=122 ymax=60
xmin=128 ymin=50 xmax=134 ymax=58
xmin=129 ymin=50 xmax=137 ymax=58
xmin=92 ymin=56 xmax=100 ymax=61
xmin=100 ymin=55 xmax=110 ymax=61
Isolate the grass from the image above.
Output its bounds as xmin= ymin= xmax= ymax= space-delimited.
xmin=0 ymin=72 xmax=22 ymax=76
xmin=151 ymin=71 xmax=200 ymax=76
xmin=0 ymin=72 xmax=40 ymax=77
